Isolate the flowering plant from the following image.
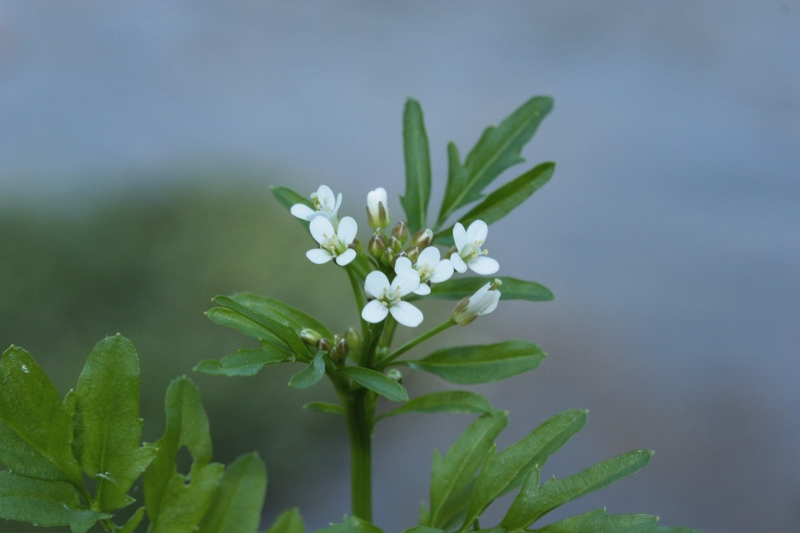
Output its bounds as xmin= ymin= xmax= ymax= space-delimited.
xmin=0 ymin=97 xmax=700 ymax=533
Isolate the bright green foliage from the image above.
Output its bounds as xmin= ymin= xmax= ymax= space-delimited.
xmin=0 ymin=346 xmax=83 ymax=484
xmin=289 ymin=352 xmax=327 ymax=389
xmin=266 ymin=508 xmax=306 ymax=533
xmin=230 ymin=292 xmax=334 ymax=340
xmin=408 ymin=340 xmax=545 ymax=384
xmin=206 ymin=307 xmax=287 ymax=346
xmin=377 ymin=391 xmax=493 ymax=421
xmin=144 ymin=377 xmax=225 ymax=533
xmin=428 ymin=276 xmax=554 ymax=302
xmin=530 ymin=508 xmax=656 ymax=533
xmin=73 ymin=335 xmax=156 ymax=511
xmin=198 ymin=452 xmax=267 ymax=533
xmin=0 ymin=471 xmax=108 ymax=533
xmin=195 ymin=346 xmax=294 ymax=377
xmin=317 ymin=515 xmax=385 ymax=533
xmin=338 ymin=366 xmax=409 ymax=402
xmin=401 ymin=98 xmax=433 ymax=234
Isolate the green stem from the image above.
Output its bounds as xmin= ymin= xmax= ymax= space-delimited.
xmin=377 ymin=318 xmax=456 ymax=368
xmin=346 ymin=386 xmax=373 ymax=521
xmin=346 ymin=266 xmax=368 ymax=337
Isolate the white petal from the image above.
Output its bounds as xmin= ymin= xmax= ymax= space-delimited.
xmin=466 ymin=220 xmax=489 ymax=244
xmin=333 ymin=193 xmax=343 ymax=215
xmin=468 ymin=255 xmax=499 ymax=275
xmin=362 ymin=300 xmax=389 ymax=323
xmin=481 ymin=291 xmax=500 ymax=315
xmin=306 ymin=249 xmax=333 ymax=264
xmin=335 ymin=248 xmax=357 ymax=266
xmin=417 ymin=246 xmax=441 ymax=265
xmin=309 ymin=217 xmax=335 ymax=245
xmin=430 ymin=259 xmax=454 ymax=283
xmin=290 ymin=204 xmax=315 ymax=220
xmin=413 ymin=283 xmax=431 ymax=295
xmin=337 ymin=216 xmax=358 ymax=245
xmin=450 ymin=252 xmax=467 ymax=273
xmin=394 ymin=256 xmax=413 ymax=274
xmin=389 ymin=301 xmax=423 ymax=327
xmin=367 ymin=187 xmax=387 ymax=212
xmin=364 ymin=271 xmax=390 ymax=298
xmin=452 ymin=222 xmax=468 ymax=250
xmin=393 ymin=270 xmax=421 ymax=297
xmin=317 ymin=185 xmax=335 ymax=205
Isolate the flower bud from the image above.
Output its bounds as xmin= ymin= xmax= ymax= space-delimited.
xmin=386 ymin=368 xmax=403 ymax=384
xmin=391 ymin=220 xmax=409 ymax=247
xmin=380 ymin=247 xmax=396 ymax=267
xmin=388 ymin=235 xmax=403 ymax=253
xmin=452 ymin=279 xmax=502 ymax=325
xmin=405 ymin=246 xmax=420 ymax=262
xmin=350 ymin=237 xmax=363 ymax=255
xmin=368 ymin=232 xmax=386 ymax=258
xmin=366 ymin=187 xmax=390 ymax=229
xmin=410 ymin=228 xmax=434 ymax=249
xmin=300 ymin=328 xmax=323 ymax=346
xmin=316 ymin=337 xmax=332 ymax=352
xmin=329 ymin=336 xmax=350 ymax=363
xmin=345 ymin=327 xmax=361 ymax=354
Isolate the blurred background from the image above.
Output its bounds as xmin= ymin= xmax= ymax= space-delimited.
xmin=1 ymin=2 xmax=798 ymax=532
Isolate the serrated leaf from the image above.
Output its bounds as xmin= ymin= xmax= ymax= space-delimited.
xmin=0 ymin=471 xmax=109 ymax=533
xmin=229 ymin=292 xmax=333 ymax=340
xmin=401 ymin=98 xmax=432 ymax=234
xmin=409 ymin=341 xmax=544 ymax=385
xmin=338 ymin=366 xmax=409 ymax=402
xmin=436 ymin=162 xmax=555 ymax=246
xmin=73 ymin=335 xmax=156 ymax=511
xmin=0 ymin=346 xmax=83 ymax=484
xmin=206 ymin=307 xmax=285 ymax=347
xmin=118 ymin=506 xmax=146 ymax=533
xmin=288 ymin=352 xmax=326 ymax=389
xmin=378 ymin=391 xmax=492 ymax=421
xmin=502 ymin=450 xmax=653 ymax=530
xmin=429 ymin=410 xmax=508 ymax=528
xmin=428 ymin=276 xmax=554 ymax=302
xmin=194 ymin=346 xmax=294 ymax=377
xmin=530 ymin=508 xmax=657 ymax=533
xmin=464 ymin=410 xmax=588 ymax=528
xmin=438 ymin=96 xmax=553 ymax=223
xmin=144 ymin=377 xmax=224 ymax=533
xmin=304 ymin=402 xmax=344 ymax=415
xmin=198 ymin=452 xmax=267 ymax=533
xmin=265 ymin=508 xmax=305 ymax=533
xmin=317 ymin=515 xmax=385 ymax=533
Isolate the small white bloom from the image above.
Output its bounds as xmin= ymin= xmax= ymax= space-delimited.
xmin=361 ymin=270 xmax=423 ymax=327
xmin=452 ymin=280 xmax=501 ymax=325
xmin=366 ymin=187 xmax=390 ymax=229
xmin=450 ymin=220 xmax=499 ymax=275
xmin=306 ymin=216 xmax=358 ymax=266
xmin=395 ymin=247 xmax=454 ymax=295
xmin=291 ymin=185 xmax=343 ymax=222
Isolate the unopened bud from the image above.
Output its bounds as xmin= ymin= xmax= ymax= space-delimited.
xmin=300 ymin=328 xmax=323 ymax=346
xmin=329 ymin=336 xmax=350 ymax=363
xmin=388 ymin=235 xmax=403 ymax=253
xmin=410 ymin=228 xmax=434 ymax=249
xmin=368 ymin=232 xmax=386 ymax=258
xmin=386 ymin=368 xmax=403 ymax=384
xmin=452 ymin=280 xmax=502 ymax=326
xmin=345 ymin=327 xmax=361 ymax=353
xmin=391 ymin=220 xmax=409 ymax=247
xmin=366 ymin=187 xmax=390 ymax=229
xmin=380 ymin=247 xmax=396 ymax=267
xmin=316 ymin=337 xmax=332 ymax=352
xmin=350 ymin=237 xmax=363 ymax=255
xmin=406 ymin=246 xmax=421 ymax=262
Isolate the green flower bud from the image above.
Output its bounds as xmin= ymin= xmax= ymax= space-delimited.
xmin=316 ymin=337 xmax=332 ymax=352
xmin=345 ymin=327 xmax=361 ymax=354
xmin=410 ymin=228 xmax=434 ymax=249
xmin=391 ymin=220 xmax=409 ymax=247
xmin=388 ymin=235 xmax=403 ymax=253
xmin=350 ymin=237 xmax=363 ymax=255
xmin=368 ymin=232 xmax=386 ymax=258
xmin=300 ymin=328 xmax=323 ymax=346
xmin=406 ymin=246 xmax=420 ymax=262
xmin=380 ymin=246 xmax=396 ymax=267
xmin=329 ymin=336 xmax=350 ymax=363
xmin=452 ymin=279 xmax=502 ymax=326
xmin=386 ymin=368 xmax=403 ymax=384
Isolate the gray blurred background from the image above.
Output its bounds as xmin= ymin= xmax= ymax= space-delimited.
xmin=1 ymin=2 xmax=798 ymax=532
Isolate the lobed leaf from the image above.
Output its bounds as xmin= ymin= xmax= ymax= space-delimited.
xmin=401 ymin=97 xmax=432 ymax=234
xmin=529 ymin=508 xmax=657 ymax=533
xmin=0 ymin=346 xmax=83 ymax=484
xmin=195 ymin=346 xmax=294 ymax=377
xmin=288 ymin=352 xmax=326 ymax=389
xmin=265 ymin=508 xmax=305 ymax=533
xmin=378 ymin=391 xmax=493 ymax=421
xmin=304 ymin=402 xmax=345 ymax=415
xmin=229 ymin=292 xmax=334 ymax=340
xmin=409 ymin=341 xmax=545 ymax=385
xmin=428 ymin=276 xmax=554 ymax=302
xmin=338 ymin=366 xmax=409 ymax=402
xmin=198 ymin=452 xmax=267 ymax=533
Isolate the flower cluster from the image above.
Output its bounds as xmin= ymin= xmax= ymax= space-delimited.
xmin=292 ymin=185 xmax=502 ymax=328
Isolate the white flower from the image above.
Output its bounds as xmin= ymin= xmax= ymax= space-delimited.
xmin=366 ymin=187 xmax=390 ymax=229
xmin=291 ymin=185 xmax=342 ymax=222
xmin=361 ymin=270 xmax=423 ymax=327
xmin=450 ymin=220 xmax=499 ymax=275
xmin=306 ymin=216 xmax=358 ymax=266
xmin=452 ymin=280 xmax=501 ymax=325
xmin=394 ymin=247 xmax=454 ymax=295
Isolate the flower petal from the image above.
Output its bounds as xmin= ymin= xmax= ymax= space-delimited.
xmin=364 ymin=271 xmax=390 ymax=298
xmin=417 ymin=246 xmax=441 ymax=266
xmin=394 ymin=256 xmax=414 ymax=274
xmin=452 ymin=222 xmax=467 ymax=250
xmin=290 ymin=204 xmax=315 ymax=220
xmin=466 ymin=220 xmax=489 ymax=244
xmin=389 ymin=301 xmax=423 ymax=327
xmin=362 ymin=300 xmax=389 ymax=323
xmin=393 ymin=270 xmax=421 ymax=297
xmin=317 ymin=185 xmax=335 ymax=205
xmin=335 ymin=248 xmax=357 ymax=266
xmin=430 ymin=259 xmax=454 ymax=283
xmin=309 ymin=217 xmax=335 ymax=245
xmin=468 ymin=255 xmax=499 ymax=275
xmin=306 ymin=249 xmax=333 ymax=264
xmin=450 ymin=252 xmax=467 ymax=273
xmin=333 ymin=193 xmax=343 ymax=214
xmin=413 ymin=283 xmax=431 ymax=295
xmin=337 ymin=216 xmax=358 ymax=245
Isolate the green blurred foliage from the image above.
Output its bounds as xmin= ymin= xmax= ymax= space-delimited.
xmin=0 ymin=182 xmax=355 ymax=532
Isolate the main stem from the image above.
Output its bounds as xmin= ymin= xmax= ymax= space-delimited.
xmin=346 ymin=387 xmax=373 ymax=521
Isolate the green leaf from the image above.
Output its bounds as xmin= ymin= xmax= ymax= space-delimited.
xmin=195 ymin=346 xmax=294 ymax=377
xmin=206 ymin=307 xmax=285 ymax=347
xmin=144 ymin=377 xmax=224 ymax=533
xmin=229 ymin=292 xmax=334 ymax=340
xmin=316 ymin=515 xmax=385 ymax=533
xmin=436 ymin=162 xmax=555 ymax=246
xmin=530 ymin=508 xmax=657 ymax=533
xmin=272 ymin=186 xmax=312 ymax=214
xmin=428 ymin=410 xmax=508 ymax=528
xmin=338 ymin=366 xmax=409 ymax=402
xmin=500 ymin=467 xmax=540 ymax=532
xmin=428 ymin=276 xmax=554 ymax=302
xmin=464 ymin=409 xmax=587 ymax=529
xmin=439 ymin=142 xmax=467 ymax=227
xmin=402 ymin=528 xmax=446 ymax=533
xmin=378 ymin=391 xmax=492 ymax=421
xmin=288 ymin=352 xmax=326 ymax=389
xmin=118 ymin=506 xmax=146 ymax=533
xmin=265 ymin=508 xmax=305 ymax=533
xmin=72 ymin=335 xmax=156 ymax=511
xmin=0 ymin=346 xmax=83 ymax=484
xmin=0 ymin=471 xmax=109 ymax=533
xmin=409 ymin=341 xmax=545 ymax=385
xmin=438 ymin=96 xmax=553 ymax=224
xmin=198 ymin=452 xmax=267 ymax=533
xmin=401 ymin=98 xmax=432 ymax=234
xmin=213 ymin=296 xmax=311 ymax=360
xmin=501 ymin=450 xmax=653 ymax=530
xmin=304 ymin=402 xmax=344 ymax=415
